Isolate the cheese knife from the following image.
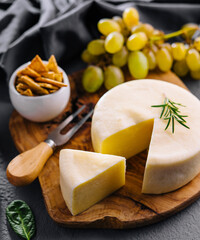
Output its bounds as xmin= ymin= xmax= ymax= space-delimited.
xmin=7 ymin=105 xmax=93 ymax=186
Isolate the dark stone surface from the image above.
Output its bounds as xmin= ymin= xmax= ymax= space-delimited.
xmin=1 ymin=64 xmax=200 ymax=239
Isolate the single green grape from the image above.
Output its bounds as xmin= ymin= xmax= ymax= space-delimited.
xmin=112 ymin=16 xmax=129 ymax=38
xmin=122 ymin=7 xmax=139 ymax=29
xmin=81 ymin=49 xmax=99 ymax=63
xmin=98 ymin=19 xmax=121 ymax=36
xmin=82 ymin=66 xmax=104 ymax=93
xmin=162 ymin=43 xmax=172 ymax=56
xmin=87 ymin=39 xmax=105 ymax=56
xmin=112 ymin=16 xmax=126 ymax=30
xmin=186 ymin=48 xmax=200 ymax=71
xmin=173 ymin=59 xmax=189 ymax=77
xmin=156 ymin=48 xmax=173 ymax=72
xmin=143 ymin=49 xmax=157 ymax=70
xmin=190 ymin=69 xmax=200 ymax=80
xmin=127 ymin=32 xmax=148 ymax=51
xmin=171 ymin=43 xmax=186 ymax=61
xmin=181 ymin=23 xmax=198 ymax=40
xmin=112 ymin=46 xmax=128 ymax=67
xmin=142 ymin=23 xmax=154 ymax=37
xmin=104 ymin=65 xmax=125 ymax=90
xmin=151 ymin=44 xmax=158 ymax=54
xmin=105 ymin=32 xmax=124 ymax=54
xmin=194 ymin=37 xmax=200 ymax=51
xmin=128 ymin=51 xmax=148 ymax=79
xmin=132 ymin=23 xmax=154 ymax=37
xmin=131 ymin=23 xmax=143 ymax=33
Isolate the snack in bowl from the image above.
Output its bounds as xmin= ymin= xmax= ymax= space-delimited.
xmin=15 ymin=55 xmax=67 ymax=96
xmin=9 ymin=55 xmax=70 ymax=122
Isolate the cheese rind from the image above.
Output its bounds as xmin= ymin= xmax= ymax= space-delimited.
xmin=59 ymin=149 xmax=125 ymax=215
xmin=91 ymin=79 xmax=200 ymax=194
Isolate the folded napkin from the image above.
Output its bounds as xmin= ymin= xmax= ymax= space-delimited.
xmin=0 ymin=0 xmax=200 ymax=82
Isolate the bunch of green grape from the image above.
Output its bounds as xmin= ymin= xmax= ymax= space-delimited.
xmin=81 ymin=7 xmax=200 ymax=93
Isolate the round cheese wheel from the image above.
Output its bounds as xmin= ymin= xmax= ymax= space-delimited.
xmin=91 ymin=79 xmax=200 ymax=194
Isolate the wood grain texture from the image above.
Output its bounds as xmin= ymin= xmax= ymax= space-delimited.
xmin=9 ymin=69 xmax=200 ymax=229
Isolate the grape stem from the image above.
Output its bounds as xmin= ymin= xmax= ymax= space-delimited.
xmin=150 ymin=27 xmax=199 ymax=42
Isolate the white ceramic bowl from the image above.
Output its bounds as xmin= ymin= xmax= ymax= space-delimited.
xmin=9 ymin=61 xmax=70 ymax=122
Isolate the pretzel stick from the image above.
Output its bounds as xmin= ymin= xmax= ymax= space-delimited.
xmin=37 ymin=82 xmax=59 ymax=90
xmin=16 ymin=83 xmax=29 ymax=91
xmin=18 ymin=76 xmax=49 ymax=95
xmin=35 ymin=77 xmax=67 ymax=88
xmin=17 ymin=67 xmax=40 ymax=78
xmin=22 ymin=89 xmax=34 ymax=96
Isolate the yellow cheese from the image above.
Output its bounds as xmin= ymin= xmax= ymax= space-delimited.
xmin=101 ymin=119 xmax=153 ymax=159
xmin=59 ymin=149 xmax=125 ymax=215
xmin=91 ymin=79 xmax=200 ymax=194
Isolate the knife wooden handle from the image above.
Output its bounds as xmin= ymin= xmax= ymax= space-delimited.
xmin=6 ymin=142 xmax=53 ymax=186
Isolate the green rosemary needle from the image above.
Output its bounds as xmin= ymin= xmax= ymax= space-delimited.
xmin=151 ymin=97 xmax=190 ymax=133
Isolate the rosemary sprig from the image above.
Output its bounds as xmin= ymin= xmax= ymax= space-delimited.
xmin=151 ymin=97 xmax=190 ymax=133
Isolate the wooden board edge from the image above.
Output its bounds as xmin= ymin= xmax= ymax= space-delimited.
xmin=38 ymin=173 xmax=200 ymax=229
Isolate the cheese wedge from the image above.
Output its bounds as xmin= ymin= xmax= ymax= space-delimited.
xmin=91 ymin=79 xmax=200 ymax=194
xmin=59 ymin=149 xmax=126 ymax=216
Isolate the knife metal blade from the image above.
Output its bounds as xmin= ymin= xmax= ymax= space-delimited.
xmin=45 ymin=105 xmax=93 ymax=147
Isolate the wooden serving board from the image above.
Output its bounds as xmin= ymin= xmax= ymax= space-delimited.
xmin=9 ymin=69 xmax=200 ymax=229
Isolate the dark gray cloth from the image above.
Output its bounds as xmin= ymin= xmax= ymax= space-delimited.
xmin=1 ymin=0 xmax=200 ymax=83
